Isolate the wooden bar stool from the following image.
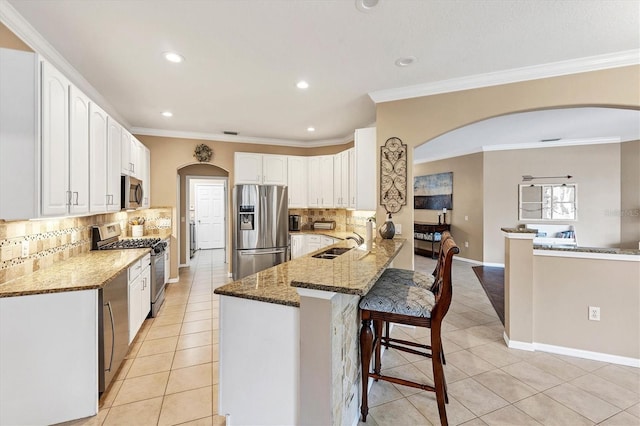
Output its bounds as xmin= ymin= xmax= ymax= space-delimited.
xmin=359 ymin=236 xmax=459 ymax=426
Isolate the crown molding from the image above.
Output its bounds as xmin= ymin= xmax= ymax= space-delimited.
xmin=0 ymin=0 xmax=130 ymax=128
xmin=370 ymin=49 xmax=640 ymax=104
xmin=414 ymin=136 xmax=622 ymax=164
xmin=131 ymin=127 xmax=353 ymax=148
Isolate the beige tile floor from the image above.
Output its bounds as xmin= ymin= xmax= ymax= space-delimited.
xmin=63 ymin=249 xmax=639 ymax=425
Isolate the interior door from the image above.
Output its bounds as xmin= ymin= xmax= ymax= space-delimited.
xmin=196 ymin=183 xmax=225 ymax=249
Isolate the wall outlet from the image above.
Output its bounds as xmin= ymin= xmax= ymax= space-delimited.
xmin=588 ymin=306 xmax=601 ymax=321
xmin=464 ymin=241 xmax=469 ymax=248
xmin=395 ymin=224 xmax=402 ymax=235
xmin=21 ymin=240 xmax=29 ymax=258
xmin=465 ymin=215 xmax=469 ymax=221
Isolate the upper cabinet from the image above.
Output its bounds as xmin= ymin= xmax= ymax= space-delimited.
xmin=354 ymin=127 xmax=376 ymax=211
xmin=68 ymin=86 xmax=91 ymax=214
xmin=141 ymin=145 xmax=151 ymax=208
xmin=307 ymin=155 xmax=334 ymax=208
xmin=287 ymin=156 xmax=308 ymax=208
xmin=121 ymin=131 xmax=142 ymax=178
xmin=334 ymin=150 xmax=350 ymax=208
xmin=106 ymin=118 xmax=121 ymax=212
xmin=234 ymin=153 xmax=287 ymax=185
xmin=0 ymin=49 xmax=39 ymax=220
xmin=89 ymin=103 xmax=109 ymax=213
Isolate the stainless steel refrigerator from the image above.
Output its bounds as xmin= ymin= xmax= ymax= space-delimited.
xmin=232 ymin=184 xmax=289 ymax=280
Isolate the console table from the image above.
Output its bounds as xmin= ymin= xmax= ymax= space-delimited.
xmin=414 ymin=222 xmax=451 ymax=258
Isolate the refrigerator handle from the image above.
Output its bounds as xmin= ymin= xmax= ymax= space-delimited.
xmin=240 ymin=249 xmax=286 ymax=255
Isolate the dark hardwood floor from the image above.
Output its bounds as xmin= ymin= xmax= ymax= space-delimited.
xmin=472 ymin=266 xmax=505 ymax=325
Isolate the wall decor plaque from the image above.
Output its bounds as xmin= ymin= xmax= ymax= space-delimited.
xmin=380 ymin=137 xmax=407 ymax=214
xmin=194 ymin=144 xmax=213 ymax=162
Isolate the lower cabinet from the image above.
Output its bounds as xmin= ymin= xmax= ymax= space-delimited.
xmin=128 ymin=254 xmax=151 ymax=344
xmin=290 ymin=234 xmax=338 ymax=259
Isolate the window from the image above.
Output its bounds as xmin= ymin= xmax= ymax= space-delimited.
xmin=519 ymin=184 xmax=577 ymax=221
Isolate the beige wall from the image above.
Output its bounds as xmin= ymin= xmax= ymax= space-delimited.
xmin=413 ymin=153 xmax=483 ymax=261
xmin=620 ymin=140 xmax=640 ymax=249
xmin=136 ymin=134 xmax=353 ymax=276
xmin=533 ymin=254 xmax=639 ymax=359
xmin=484 ymin=143 xmax=622 ymax=264
xmin=0 ymin=22 xmax=32 ymax=51
xmin=377 ymin=65 xmax=640 ymax=270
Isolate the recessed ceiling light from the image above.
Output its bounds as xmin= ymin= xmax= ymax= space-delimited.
xmin=307 ymin=127 xmax=315 ymax=132
xmin=297 ymin=81 xmax=309 ymax=89
xmin=161 ymin=111 xmax=173 ymax=117
xmin=356 ymin=0 xmax=382 ymax=12
xmin=395 ymin=56 xmax=417 ymax=67
xmin=163 ymin=52 xmax=184 ymax=63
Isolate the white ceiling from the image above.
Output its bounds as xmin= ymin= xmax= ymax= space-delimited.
xmin=3 ymin=0 xmax=640 ymax=148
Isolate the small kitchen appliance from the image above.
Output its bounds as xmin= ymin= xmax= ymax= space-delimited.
xmin=121 ymin=175 xmax=143 ymax=210
xmin=289 ymin=214 xmax=300 ymax=231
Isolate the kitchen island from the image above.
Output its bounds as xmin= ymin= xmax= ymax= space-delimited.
xmin=0 ymin=249 xmax=149 ymax=425
xmin=214 ymin=237 xmax=405 ymax=426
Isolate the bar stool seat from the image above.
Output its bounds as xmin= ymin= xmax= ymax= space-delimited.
xmin=359 ymin=234 xmax=459 ymax=426
xmin=378 ymin=268 xmax=435 ymax=290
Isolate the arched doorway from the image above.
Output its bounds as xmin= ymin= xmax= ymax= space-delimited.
xmin=177 ymin=163 xmax=230 ymax=268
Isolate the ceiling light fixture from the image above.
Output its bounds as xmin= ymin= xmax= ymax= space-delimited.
xmin=356 ymin=0 xmax=382 ymax=12
xmin=161 ymin=111 xmax=173 ymax=117
xmin=163 ymin=52 xmax=184 ymax=63
xmin=395 ymin=56 xmax=417 ymax=67
xmin=296 ymin=80 xmax=309 ymax=89
xmin=307 ymin=127 xmax=315 ymax=132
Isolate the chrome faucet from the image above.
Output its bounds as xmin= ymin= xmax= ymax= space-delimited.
xmin=346 ymin=232 xmax=364 ymax=246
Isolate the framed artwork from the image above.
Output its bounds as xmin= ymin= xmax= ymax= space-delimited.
xmin=414 ymin=172 xmax=453 ymax=210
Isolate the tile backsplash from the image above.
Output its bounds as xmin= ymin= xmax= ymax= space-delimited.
xmin=0 ymin=208 xmax=172 ymax=284
xmin=289 ymin=208 xmax=376 ymax=234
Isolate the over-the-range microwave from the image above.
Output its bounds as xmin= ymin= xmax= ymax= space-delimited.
xmin=121 ymin=175 xmax=143 ymax=209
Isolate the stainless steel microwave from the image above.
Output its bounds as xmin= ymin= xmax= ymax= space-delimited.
xmin=121 ymin=175 xmax=143 ymax=209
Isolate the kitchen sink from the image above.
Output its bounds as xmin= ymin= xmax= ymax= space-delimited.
xmin=312 ymin=247 xmax=352 ymax=259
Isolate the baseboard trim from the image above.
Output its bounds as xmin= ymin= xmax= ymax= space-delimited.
xmin=482 ymin=262 xmax=505 ymax=268
xmin=504 ymin=332 xmax=639 ymax=367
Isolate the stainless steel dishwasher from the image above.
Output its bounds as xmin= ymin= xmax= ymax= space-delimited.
xmin=98 ymin=269 xmax=129 ymax=393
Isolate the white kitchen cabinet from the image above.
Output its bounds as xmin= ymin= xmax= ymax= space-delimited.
xmin=141 ymin=145 xmax=151 ymax=208
xmin=290 ymin=234 xmax=305 ymax=259
xmin=68 ymin=86 xmax=90 ymax=214
xmin=42 ymin=60 xmax=91 ymax=216
xmin=234 ymin=153 xmax=288 ymax=185
xmin=128 ymin=254 xmax=151 ymax=344
xmin=120 ymin=130 xmax=131 ymax=175
xmin=334 ymin=151 xmax=350 ymax=208
xmin=107 ymin=117 xmax=122 ymax=211
xmin=306 ymin=235 xmax=323 ymax=254
xmin=319 ymin=155 xmax=335 ymax=207
xmin=307 ymin=157 xmax=321 ymax=208
xmin=355 ymin=127 xmax=377 ymax=211
xmin=89 ymin=103 xmax=108 ymax=212
xmin=321 ymin=236 xmax=337 ymax=247
xmin=121 ymin=132 xmax=142 ymax=178
xmin=348 ymin=148 xmax=356 ymax=209
xmin=41 ymin=60 xmax=70 ymax=216
xmin=0 ymin=48 xmax=39 ymax=220
xmin=287 ymin=156 xmax=308 ymax=208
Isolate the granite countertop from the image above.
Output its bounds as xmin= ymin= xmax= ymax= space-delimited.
xmin=534 ymin=245 xmax=640 ymax=255
xmin=214 ymin=238 xmax=406 ymax=307
xmin=0 ymin=249 xmax=150 ymax=298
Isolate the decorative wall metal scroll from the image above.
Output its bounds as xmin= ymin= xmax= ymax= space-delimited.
xmin=380 ymin=137 xmax=407 ymax=214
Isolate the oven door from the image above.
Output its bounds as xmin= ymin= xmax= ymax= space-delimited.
xmin=149 ymin=251 xmax=166 ymax=317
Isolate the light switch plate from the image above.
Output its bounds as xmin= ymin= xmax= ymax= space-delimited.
xmin=21 ymin=240 xmax=29 ymax=258
xmin=395 ymin=224 xmax=402 ymax=235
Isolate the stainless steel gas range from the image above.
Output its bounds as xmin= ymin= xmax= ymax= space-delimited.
xmin=92 ymin=223 xmax=167 ymax=317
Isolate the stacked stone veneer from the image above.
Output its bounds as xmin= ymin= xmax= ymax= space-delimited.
xmin=0 ymin=208 xmax=172 ymax=285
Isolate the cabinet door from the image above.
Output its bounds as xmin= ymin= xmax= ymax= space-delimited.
xmin=290 ymin=234 xmax=304 ymax=259
xmin=321 ymin=236 xmax=335 ymax=247
xmin=262 ymin=155 xmax=287 ymax=185
xmin=120 ymin=130 xmax=132 ymax=175
xmin=89 ymin=103 xmax=108 ymax=213
xmin=234 ymin=153 xmax=262 ymax=184
xmin=319 ymin=155 xmax=334 ymax=207
xmin=141 ymin=265 xmax=151 ymax=320
xmin=333 ymin=154 xmax=344 ymax=207
xmin=348 ymin=148 xmax=356 ymax=209
xmin=307 ymin=157 xmax=321 ymax=208
xmin=287 ymin=156 xmax=308 ymax=208
xmin=107 ymin=118 xmax=121 ymax=212
xmin=142 ymin=146 xmax=150 ymax=208
xmin=41 ymin=61 xmax=70 ymax=216
xmin=128 ymin=275 xmax=142 ymax=344
xmin=307 ymin=235 xmax=322 ymax=254
xmin=130 ymin=138 xmax=142 ymax=179
xmin=355 ymin=127 xmax=376 ymax=211
xmin=68 ymin=86 xmax=90 ymax=214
